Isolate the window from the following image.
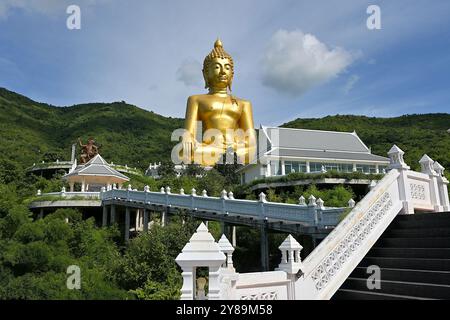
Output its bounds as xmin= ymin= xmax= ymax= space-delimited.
xmin=310 ymin=162 xmax=324 ymax=173
xmin=310 ymin=162 xmax=353 ymax=173
xmin=356 ymin=164 xmax=377 ymax=174
xmin=337 ymin=163 xmax=354 ymax=173
xmin=285 ymin=161 xmax=307 ymax=173
xmin=270 ymin=161 xmax=282 ymax=176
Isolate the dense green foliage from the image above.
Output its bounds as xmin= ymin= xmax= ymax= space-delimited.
xmin=0 ymin=87 xmax=183 ymax=175
xmin=0 ymin=181 xmax=203 ymax=300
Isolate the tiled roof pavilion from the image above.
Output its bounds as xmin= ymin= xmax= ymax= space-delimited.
xmin=63 ymin=154 xmax=129 ymax=191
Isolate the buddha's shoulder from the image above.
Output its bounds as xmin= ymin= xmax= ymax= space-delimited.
xmin=187 ymin=94 xmax=208 ymax=102
xmin=232 ymin=96 xmax=252 ymax=107
xmin=234 ymin=97 xmax=251 ymax=105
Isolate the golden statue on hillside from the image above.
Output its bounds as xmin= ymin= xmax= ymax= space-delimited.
xmin=182 ymin=39 xmax=257 ymax=166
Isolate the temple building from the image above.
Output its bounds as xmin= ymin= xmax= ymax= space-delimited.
xmin=63 ymin=154 xmax=129 ymax=191
xmin=238 ymin=126 xmax=390 ymax=184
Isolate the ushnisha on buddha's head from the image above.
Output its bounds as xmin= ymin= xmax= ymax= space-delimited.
xmin=202 ymin=39 xmax=234 ymax=93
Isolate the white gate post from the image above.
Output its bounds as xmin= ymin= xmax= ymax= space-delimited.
xmin=175 ymin=223 xmax=226 ymax=300
xmin=419 ymin=154 xmax=443 ymax=212
xmin=276 ymin=235 xmax=303 ymax=300
xmin=388 ymin=145 xmax=414 ymax=214
xmin=433 ymin=161 xmax=450 ymax=211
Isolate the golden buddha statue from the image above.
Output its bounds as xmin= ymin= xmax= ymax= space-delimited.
xmin=183 ymin=39 xmax=257 ymax=166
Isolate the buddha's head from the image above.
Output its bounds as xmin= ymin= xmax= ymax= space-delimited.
xmin=203 ymin=39 xmax=234 ymax=92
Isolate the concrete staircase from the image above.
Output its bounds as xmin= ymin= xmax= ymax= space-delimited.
xmin=333 ymin=212 xmax=450 ymax=300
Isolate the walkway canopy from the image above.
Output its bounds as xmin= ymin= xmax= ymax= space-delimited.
xmin=63 ymin=154 xmax=129 ymax=191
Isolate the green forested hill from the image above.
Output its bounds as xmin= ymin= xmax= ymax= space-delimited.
xmin=0 ymin=87 xmax=449 ymax=178
xmin=0 ymin=88 xmax=184 ymax=173
xmin=282 ymin=114 xmax=450 ymax=174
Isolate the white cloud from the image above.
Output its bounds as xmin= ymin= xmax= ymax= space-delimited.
xmin=343 ymin=74 xmax=360 ymax=94
xmin=262 ymin=29 xmax=355 ymax=96
xmin=176 ymin=59 xmax=203 ymax=87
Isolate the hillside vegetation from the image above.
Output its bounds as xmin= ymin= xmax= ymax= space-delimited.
xmin=1 ymin=88 xmax=449 ymax=177
xmin=0 ymin=88 xmax=183 ymax=175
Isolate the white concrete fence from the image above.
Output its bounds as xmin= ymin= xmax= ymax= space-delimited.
xmin=175 ymin=145 xmax=449 ymax=300
xmin=99 ymin=185 xmax=347 ymax=227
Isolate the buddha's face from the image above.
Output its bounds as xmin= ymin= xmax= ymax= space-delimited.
xmin=204 ymin=57 xmax=233 ymax=90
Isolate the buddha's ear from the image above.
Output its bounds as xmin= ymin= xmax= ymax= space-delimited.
xmin=228 ymin=78 xmax=233 ymax=92
xmin=202 ymin=68 xmax=209 ymax=89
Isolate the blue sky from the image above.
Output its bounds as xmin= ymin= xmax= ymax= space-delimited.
xmin=0 ymin=0 xmax=449 ymax=126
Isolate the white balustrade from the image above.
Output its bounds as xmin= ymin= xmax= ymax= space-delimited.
xmin=174 ymin=145 xmax=450 ymax=300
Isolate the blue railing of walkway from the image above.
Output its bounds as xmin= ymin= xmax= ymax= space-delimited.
xmin=100 ymin=188 xmax=345 ymax=228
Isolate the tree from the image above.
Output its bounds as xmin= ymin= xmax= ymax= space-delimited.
xmin=214 ymin=152 xmax=242 ymax=186
xmin=157 ymin=161 xmax=176 ymax=178
xmin=182 ymin=163 xmax=205 ymax=177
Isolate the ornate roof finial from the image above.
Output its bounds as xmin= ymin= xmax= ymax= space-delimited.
xmin=214 ymin=38 xmax=223 ymax=48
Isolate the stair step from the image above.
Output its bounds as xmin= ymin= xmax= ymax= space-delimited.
xmin=333 ymin=288 xmax=434 ymax=300
xmin=395 ymin=212 xmax=450 ymax=222
xmin=349 ymin=267 xmax=450 ymax=285
xmin=377 ymin=237 xmax=450 ymax=248
xmin=384 ymin=227 xmax=450 ymax=238
xmin=359 ymin=257 xmax=450 ymax=271
xmin=392 ymin=218 xmax=450 ymax=229
xmin=368 ymin=247 xmax=450 ymax=259
xmin=341 ymin=277 xmax=450 ymax=299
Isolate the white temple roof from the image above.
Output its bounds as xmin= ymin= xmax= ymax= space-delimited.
xmin=63 ymin=154 xmax=129 ymax=182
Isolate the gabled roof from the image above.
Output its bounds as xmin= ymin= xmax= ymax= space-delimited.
xmin=63 ymin=154 xmax=129 ymax=181
xmin=262 ymin=126 xmax=370 ymax=153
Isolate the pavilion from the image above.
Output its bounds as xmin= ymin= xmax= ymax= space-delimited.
xmin=63 ymin=154 xmax=129 ymax=192
xmin=238 ymin=126 xmax=390 ymax=184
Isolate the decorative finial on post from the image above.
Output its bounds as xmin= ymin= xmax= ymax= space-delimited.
xmin=180 ymin=188 xmax=185 ymax=195
xmin=37 ymin=189 xmax=41 ymax=196
xmin=202 ymin=190 xmax=208 ymax=197
xmin=160 ymin=187 xmax=165 ymax=193
xmin=166 ymin=186 xmax=171 ymax=194
xmin=277 ymin=235 xmax=303 ymax=274
xmin=388 ymin=145 xmax=410 ymax=170
xmin=191 ymin=188 xmax=197 ymax=196
xmin=127 ymin=184 xmax=132 ymax=191
xmin=228 ymin=191 xmax=234 ymax=199
xmin=218 ymin=234 xmax=235 ymax=271
xmin=259 ymin=192 xmax=267 ymax=202
xmin=433 ymin=161 xmax=445 ymax=177
xmin=316 ymin=198 xmax=324 ymax=209
xmin=308 ymin=195 xmax=317 ymax=206
xmin=298 ymin=195 xmax=306 ymax=205
xmin=221 ymin=189 xmax=228 ymax=199
xmin=419 ymin=154 xmax=437 ymax=175
xmin=144 ymin=185 xmax=150 ymax=192
xmin=348 ymin=198 xmax=356 ymax=208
